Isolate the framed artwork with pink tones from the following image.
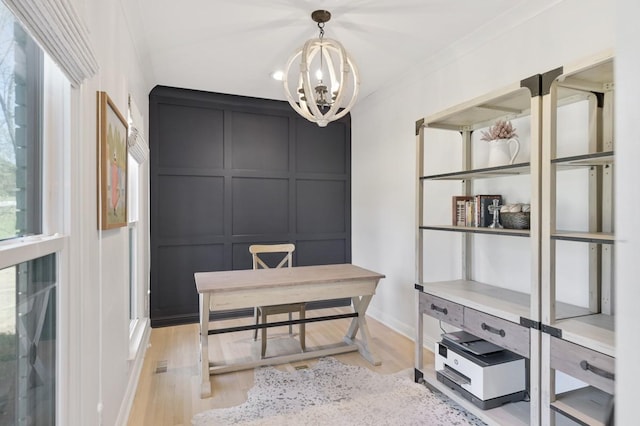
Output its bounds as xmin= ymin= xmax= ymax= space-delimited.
xmin=97 ymin=91 xmax=128 ymax=229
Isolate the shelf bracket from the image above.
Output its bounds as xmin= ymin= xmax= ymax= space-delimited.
xmin=415 ymin=118 xmax=425 ymax=136
xmin=520 ymin=317 xmax=541 ymax=330
xmin=541 ymin=66 xmax=564 ymax=96
xmin=521 ymin=73 xmax=542 ymax=97
xmin=541 ymin=324 xmax=562 ymax=338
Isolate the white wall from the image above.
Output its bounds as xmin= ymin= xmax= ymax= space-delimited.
xmin=65 ymin=0 xmax=151 ymax=424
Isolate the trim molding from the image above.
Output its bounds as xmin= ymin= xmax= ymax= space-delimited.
xmin=116 ymin=318 xmax=151 ymax=426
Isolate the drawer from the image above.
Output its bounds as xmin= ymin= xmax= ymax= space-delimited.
xmin=550 ymin=337 xmax=615 ymax=394
xmin=463 ymin=308 xmax=530 ymax=358
xmin=419 ymin=293 xmax=463 ymax=328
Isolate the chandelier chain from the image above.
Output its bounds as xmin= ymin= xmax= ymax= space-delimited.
xmin=317 ymin=22 xmax=325 ymax=81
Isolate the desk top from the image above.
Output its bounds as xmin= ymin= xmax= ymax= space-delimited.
xmin=195 ymin=263 xmax=385 ymax=294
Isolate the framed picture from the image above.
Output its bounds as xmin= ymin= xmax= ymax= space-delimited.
xmin=97 ymin=91 xmax=128 ymax=229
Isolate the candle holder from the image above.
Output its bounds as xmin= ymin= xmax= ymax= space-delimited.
xmin=487 ymin=199 xmax=503 ymax=229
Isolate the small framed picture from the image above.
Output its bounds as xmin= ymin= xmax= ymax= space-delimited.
xmin=97 ymin=91 xmax=128 ymax=229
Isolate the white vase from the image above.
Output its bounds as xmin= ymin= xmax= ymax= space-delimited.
xmin=487 ymin=138 xmax=520 ymax=167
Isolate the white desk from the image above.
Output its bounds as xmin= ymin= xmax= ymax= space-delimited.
xmin=195 ymin=263 xmax=385 ymax=398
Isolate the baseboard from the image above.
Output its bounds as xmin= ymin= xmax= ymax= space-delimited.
xmin=115 ymin=318 xmax=151 ymax=426
xmin=422 ymin=335 xmax=437 ymax=355
xmin=366 ymin=306 xmax=437 ymax=356
xmin=365 ymin=306 xmax=414 ymax=342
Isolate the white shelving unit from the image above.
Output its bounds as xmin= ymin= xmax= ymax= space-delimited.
xmin=414 ymin=78 xmax=543 ymax=425
xmin=540 ymin=52 xmax=615 ymax=425
xmin=414 ymin=51 xmax=616 ymax=426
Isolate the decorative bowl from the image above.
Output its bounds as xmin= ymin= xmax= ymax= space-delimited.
xmin=500 ymin=212 xmax=530 ymax=229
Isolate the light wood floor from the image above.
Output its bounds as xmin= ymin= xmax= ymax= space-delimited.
xmin=127 ymin=307 xmax=433 ymax=426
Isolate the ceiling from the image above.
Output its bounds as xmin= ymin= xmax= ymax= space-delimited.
xmin=122 ymin=0 xmax=553 ymax=104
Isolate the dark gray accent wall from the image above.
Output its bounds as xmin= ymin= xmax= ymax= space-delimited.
xmin=149 ymin=86 xmax=352 ymax=327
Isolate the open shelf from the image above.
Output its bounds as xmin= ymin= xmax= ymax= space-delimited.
xmin=552 ymin=151 xmax=614 ymax=169
xmin=556 ymin=55 xmax=613 ymax=94
xmin=423 ymin=84 xmax=533 ymax=132
xmin=418 ymin=363 xmax=530 ymax=426
xmin=554 ymin=314 xmax=615 ymax=357
xmin=422 ymin=280 xmax=590 ymax=326
xmin=551 ymin=386 xmax=612 ymax=426
xmin=421 ymin=280 xmax=530 ymax=324
xmin=420 ymin=225 xmax=529 ymax=237
xmin=421 ymin=162 xmax=530 ymax=181
xmin=551 ymin=231 xmax=614 ymax=244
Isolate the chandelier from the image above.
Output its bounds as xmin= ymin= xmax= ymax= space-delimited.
xmin=283 ymin=10 xmax=360 ymax=127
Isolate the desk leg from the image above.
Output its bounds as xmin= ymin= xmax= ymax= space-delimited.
xmin=344 ymin=294 xmax=381 ymax=366
xmin=199 ymin=293 xmax=212 ymax=398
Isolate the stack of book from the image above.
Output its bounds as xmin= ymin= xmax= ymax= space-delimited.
xmin=452 ymin=195 xmax=502 ymax=227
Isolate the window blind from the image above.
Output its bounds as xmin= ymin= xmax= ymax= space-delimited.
xmin=128 ymin=94 xmax=148 ymax=164
xmin=2 ymin=0 xmax=98 ymax=86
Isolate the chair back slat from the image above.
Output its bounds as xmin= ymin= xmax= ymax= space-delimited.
xmin=249 ymin=243 xmax=295 ymax=270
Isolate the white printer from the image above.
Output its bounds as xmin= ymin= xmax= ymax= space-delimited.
xmin=435 ymin=331 xmax=526 ymax=410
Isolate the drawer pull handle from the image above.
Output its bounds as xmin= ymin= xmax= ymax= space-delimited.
xmin=481 ymin=322 xmax=506 ymax=337
xmin=580 ymin=360 xmax=615 ymax=381
xmin=430 ymin=304 xmax=448 ymax=316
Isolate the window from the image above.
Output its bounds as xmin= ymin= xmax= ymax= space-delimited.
xmin=127 ymin=96 xmax=148 ymax=348
xmin=127 ymin=99 xmax=140 ymax=325
xmin=0 ymin=3 xmax=67 ymax=425
xmin=0 ymin=5 xmax=42 ymax=240
xmin=1 ymin=255 xmax=56 ymax=425
xmin=128 ymin=156 xmax=139 ymax=321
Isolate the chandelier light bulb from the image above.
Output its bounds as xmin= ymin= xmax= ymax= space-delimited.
xmin=282 ymin=10 xmax=360 ymax=127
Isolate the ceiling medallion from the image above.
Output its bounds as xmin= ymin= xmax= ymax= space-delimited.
xmin=283 ymin=10 xmax=360 ymax=127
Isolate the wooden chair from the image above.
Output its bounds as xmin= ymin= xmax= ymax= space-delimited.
xmin=249 ymin=243 xmax=305 ymax=358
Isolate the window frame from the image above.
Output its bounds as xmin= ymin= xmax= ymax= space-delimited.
xmin=0 ymin=15 xmax=69 ymax=424
xmin=126 ymin=119 xmax=148 ymax=358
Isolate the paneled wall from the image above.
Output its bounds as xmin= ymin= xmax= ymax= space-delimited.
xmin=149 ymin=86 xmax=351 ymax=326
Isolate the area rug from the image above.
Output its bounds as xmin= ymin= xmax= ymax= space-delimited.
xmin=192 ymin=357 xmax=486 ymax=426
